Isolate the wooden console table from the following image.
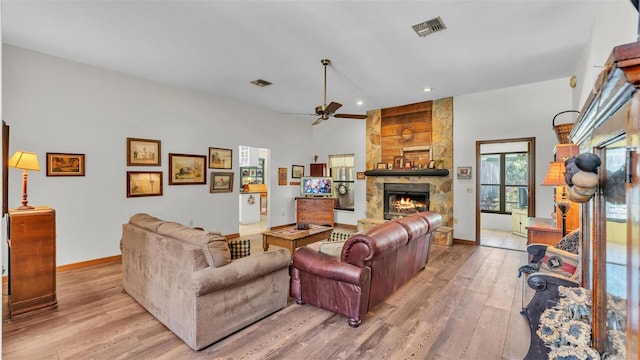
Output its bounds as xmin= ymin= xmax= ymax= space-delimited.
xmin=525 ymin=217 xmax=562 ymax=246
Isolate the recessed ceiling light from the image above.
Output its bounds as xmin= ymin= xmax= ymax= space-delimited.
xmin=423 ymin=87 xmax=432 ymax=92
xmin=356 ymin=100 xmax=364 ymax=106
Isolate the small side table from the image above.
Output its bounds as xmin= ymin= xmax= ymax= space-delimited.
xmin=525 ymin=217 xmax=562 ymax=246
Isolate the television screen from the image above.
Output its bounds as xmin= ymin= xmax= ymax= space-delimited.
xmin=300 ymin=177 xmax=333 ymax=197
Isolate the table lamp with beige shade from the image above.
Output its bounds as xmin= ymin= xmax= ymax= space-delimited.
xmin=8 ymin=150 xmax=40 ymax=210
xmin=541 ymin=161 xmax=571 ymax=236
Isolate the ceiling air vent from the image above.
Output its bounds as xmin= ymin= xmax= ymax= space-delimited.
xmin=411 ymin=16 xmax=446 ymax=37
xmin=250 ymin=79 xmax=272 ymax=87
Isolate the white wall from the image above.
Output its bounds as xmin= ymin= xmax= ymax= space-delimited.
xmin=453 ymin=78 xmax=572 ymax=241
xmin=573 ymin=0 xmax=638 ymax=109
xmin=311 ymin=117 xmax=367 ymax=226
xmin=2 ymin=45 xmax=314 ymax=266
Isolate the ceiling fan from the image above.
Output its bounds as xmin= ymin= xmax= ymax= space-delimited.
xmin=311 ymin=59 xmax=367 ymax=126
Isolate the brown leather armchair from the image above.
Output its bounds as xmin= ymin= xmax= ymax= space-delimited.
xmin=290 ymin=211 xmax=442 ymax=327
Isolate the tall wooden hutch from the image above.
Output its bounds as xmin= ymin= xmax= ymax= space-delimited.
xmin=570 ymin=41 xmax=640 ymax=358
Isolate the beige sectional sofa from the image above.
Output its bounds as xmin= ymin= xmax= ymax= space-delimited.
xmin=120 ymin=213 xmax=291 ymax=350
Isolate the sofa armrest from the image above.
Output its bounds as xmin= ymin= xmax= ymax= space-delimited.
xmin=192 ymin=248 xmax=291 ymax=296
xmin=292 ymin=246 xmax=366 ymax=285
xmin=527 ymin=243 xmax=549 ymax=263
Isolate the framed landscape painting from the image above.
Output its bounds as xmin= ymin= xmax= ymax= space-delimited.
xmin=127 ymin=171 xmax=163 ymax=197
xmin=46 ymin=153 xmax=86 ymax=176
xmin=291 ymin=165 xmax=304 ymax=178
xmin=168 ymin=153 xmax=206 ymax=185
xmin=210 ymin=172 xmax=234 ymax=193
xmin=126 ymin=137 xmax=161 ymax=166
xmin=209 ymin=147 xmax=232 ymax=169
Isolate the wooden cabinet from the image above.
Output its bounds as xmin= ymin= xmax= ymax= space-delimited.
xmin=309 ymin=163 xmax=326 ymax=177
xmin=570 ymin=41 xmax=640 ymax=356
xmin=8 ymin=206 xmax=57 ymax=317
xmin=525 ymin=217 xmax=562 ymax=246
xmin=511 ymin=208 xmax=528 ymax=237
xmin=295 ymin=197 xmax=334 ymax=227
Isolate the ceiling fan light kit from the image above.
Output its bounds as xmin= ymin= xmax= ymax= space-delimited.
xmin=310 ymin=58 xmax=367 ymax=126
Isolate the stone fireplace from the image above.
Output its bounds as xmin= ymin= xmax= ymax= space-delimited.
xmin=365 ymin=98 xmax=453 ymax=227
xmin=384 ymin=183 xmax=430 ymax=220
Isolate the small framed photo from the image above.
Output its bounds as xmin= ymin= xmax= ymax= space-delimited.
xmin=394 ymin=156 xmax=404 ymax=169
xmin=457 ymin=166 xmax=472 ymax=179
xmin=46 ymin=153 xmax=86 ymax=176
xmin=278 ymin=167 xmax=287 ymax=185
xmin=127 ymin=171 xmax=163 ymax=197
xmin=209 ymin=147 xmax=232 ymax=169
xmin=356 ymin=172 xmax=365 ymax=180
xmin=126 ymin=138 xmax=161 ymax=166
xmin=210 ymin=172 xmax=234 ymax=193
xmin=292 ymin=165 xmax=304 ymax=178
xmin=168 ymin=153 xmax=206 ymax=185
xmin=376 ymin=162 xmax=388 ymax=170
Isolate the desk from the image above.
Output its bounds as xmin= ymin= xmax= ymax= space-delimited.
xmin=262 ymin=225 xmax=333 ymax=255
xmin=525 ymin=217 xmax=562 ymax=246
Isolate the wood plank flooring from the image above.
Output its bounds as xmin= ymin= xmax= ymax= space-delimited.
xmin=2 ymin=239 xmax=534 ymax=359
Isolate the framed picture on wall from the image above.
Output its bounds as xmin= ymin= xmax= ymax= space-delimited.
xmin=46 ymin=152 xmax=86 ymax=176
xmin=291 ymin=165 xmax=304 ymax=178
xmin=278 ymin=167 xmax=287 ymax=185
xmin=126 ymin=171 xmax=163 ymax=197
xmin=209 ymin=147 xmax=232 ymax=169
xmin=210 ymin=172 xmax=234 ymax=193
xmin=457 ymin=166 xmax=472 ymax=179
xmin=126 ymin=138 xmax=161 ymax=166
xmin=168 ymin=153 xmax=206 ymax=185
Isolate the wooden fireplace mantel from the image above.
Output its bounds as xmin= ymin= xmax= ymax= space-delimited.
xmin=363 ymin=169 xmax=449 ymax=177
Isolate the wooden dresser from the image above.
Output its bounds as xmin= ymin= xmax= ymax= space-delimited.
xmin=8 ymin=206 xmax=57 ymax=317
xmin=525 ymin=217 xmax=562 ymax=246
xmin=295 ymin=197 xmax=334 ymax=227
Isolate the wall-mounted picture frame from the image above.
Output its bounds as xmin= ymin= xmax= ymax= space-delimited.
xmin=46 ymin=152 xmax=86 ymax=176
xmin=126 ymin=171 xmax=163 ymax=197
xmin=210 ymin=172 xmax=234 ymax=193
xmin=126 ymin=137 xmax=161 ymax=166
xmin=457 ymin=166 xmax=472 ymax=179
xmin=356 ymin=172 xmax=365 ymax=180
xmin=292 ymin=165 xmax=304 ymax=178
xmin=209 ymin=147 xmax=232 ymax=169
xmin=278 ymin=167 xmax=287 ymax=185
xmin=168 ymin=153 xmax=206 ymax=185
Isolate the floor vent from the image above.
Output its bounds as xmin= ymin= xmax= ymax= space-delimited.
xmin=411 ymin=16 xmax=447 ymax=37
xmin=250 ymin=79 xmax=272 ymax=87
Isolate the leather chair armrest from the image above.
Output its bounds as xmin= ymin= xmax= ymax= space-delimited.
xmin=526 ymin=271 xmax=579 ymax=291
xmin=292 ymin=246 xmax=366 ymax=285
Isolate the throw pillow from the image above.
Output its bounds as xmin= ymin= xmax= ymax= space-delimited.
xmin=206 ymin=231 xmax=231 ymax=267
xmin=556 ymin=230 xmax=580 ymax=254
xmin=539 ymin=246 xmax=579 ymax=279
xmin=228 ymin=239 xmax=251 ymax=260
xmin=330 ymin=231 xmax=354 ymax=242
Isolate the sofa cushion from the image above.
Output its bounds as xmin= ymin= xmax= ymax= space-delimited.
xmin=556 ymin=229 xmax=580 ymax=254
xmin=229 ymin=239 xmax=251 ymax=259
xmin=156 ymin=222 xmax=232 ymax=268
xmin=129 ymin=213 xmax=165 ymax=232
xmin=539 ymin=247 xmax=579 ymax=278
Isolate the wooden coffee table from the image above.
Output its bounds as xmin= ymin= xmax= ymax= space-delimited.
xmin=262 ymin=225 xmax=333 ymax=255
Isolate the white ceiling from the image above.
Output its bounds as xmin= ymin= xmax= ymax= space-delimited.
xmin=2 ymin=1 xmax=608 ymax=123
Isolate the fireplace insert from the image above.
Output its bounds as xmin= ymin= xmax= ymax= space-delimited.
xmin=383 ymin=183 xmax=430 ymax=220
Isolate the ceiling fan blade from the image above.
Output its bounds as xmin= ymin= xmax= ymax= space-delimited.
xmin=334 ymin=113 xmax=367 ymax=119
xmin=311 ymin=117 xmax=325 ymax=126
xmin=325 ymin=101 xmax=342 ymax=114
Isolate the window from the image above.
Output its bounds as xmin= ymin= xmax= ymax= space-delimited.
xmin=329 ymin=154 xmax=355 ymax=211
xmin=480 ymin=152 xmax=528 ymax=214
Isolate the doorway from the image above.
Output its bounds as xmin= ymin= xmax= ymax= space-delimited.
xmin=475 ymin=137 xmax=536 ymax=251
xmin=238 ymin=145 xmax=269 ymax=236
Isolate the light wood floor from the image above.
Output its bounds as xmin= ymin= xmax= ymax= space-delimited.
xmin=2 ymin=237 xmax=534 ymax=359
